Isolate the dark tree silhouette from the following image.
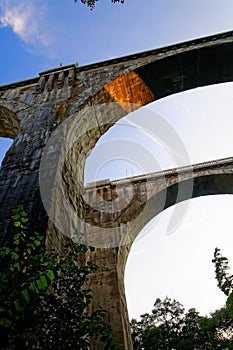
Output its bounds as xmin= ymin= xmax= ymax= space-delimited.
xmin=212 ymin=247 xmax=233 ymax=296
xmin=74 ymin=0 xmax=125 ymax=10
xmin=130 ymin=248 xmax=233 ymax=349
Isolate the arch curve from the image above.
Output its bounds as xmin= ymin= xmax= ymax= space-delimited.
xmin=37 ymin=32 xmax=233 ymax=350
xmin=79 ymin=33 xmax=233 ymax=190
xmin=125 ymin=172 xmax=233 ymax=249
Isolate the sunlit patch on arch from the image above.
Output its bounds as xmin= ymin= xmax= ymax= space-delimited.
xmin=104 ymin=71 xmax=155 ymax=113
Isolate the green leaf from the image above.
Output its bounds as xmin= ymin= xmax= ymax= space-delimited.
xmin=21 ymin=217 xmax=28 ymax=223
xmin=14 ymin=221 xmax=21 ymax=227
xmin=0 ymin=306 xmax=6 ymax=313
xmin=34 ymin=240 xmax=41 ymax=247
xmin=14 ymin=299 xmax=23 ymax=312
xmin=46 ymin=270 xmax=55 ymax=281
xmin=21 ymin=289 xmax=30 ymax=303
xmin=14 ymin=233 xmax=21 ymax=240
xmin=36 ymin=275 xmax=48 ymax=290
xmin=0 ymin=317 xmax=11 ymax=327
xmin=29 ymin=281 xmax=39 ymax=294
xmin=14 ymin=262 xmax=20 ymax=269
xmin=12 ymin=214 xmax=20 ymax=220
xmin=20 ymin=211 xmax=28 ymax=217
xmin=37 ymin=234 xmax=44 ymax=240
xmin=11 ymin=252 xmax=19 ymax=260
xmin=0 ymin=247 xmax=10 ymax=257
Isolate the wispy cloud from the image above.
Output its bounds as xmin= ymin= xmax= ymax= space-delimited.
xmin=0 ymin=0 xmax=50 ymax=48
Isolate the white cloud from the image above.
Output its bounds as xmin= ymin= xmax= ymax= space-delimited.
xmin=0 ymin=0 xmax=50 ymax=48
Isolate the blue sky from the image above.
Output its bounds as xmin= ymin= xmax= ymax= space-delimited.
xmin=1 ymin=0 xmax=233 ymax=320
xmin=0 ymin=0 xmax=233 ymax=85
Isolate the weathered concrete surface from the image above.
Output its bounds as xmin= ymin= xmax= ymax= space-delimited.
xmin=0 ymin=30 xmax=233 ymax=349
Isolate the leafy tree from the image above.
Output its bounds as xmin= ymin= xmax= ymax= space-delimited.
xmin=130 ymin=318 xmax=144 ymax=350
xmin=131 ymin=297 xmax=186 ymax=350
xmin=208 ymin=306 xmax=233 ymax=349
xmin=0 ymin=206 xmax=119 ymax=349
xmin=211 ymin=248 xmax=233 ymax=347
xmin=130 ymin=300 xmax=231 ymax=350
xmin=179 ymin=308 xmax=203 ymax=349
xmin=212 ymin=247 xmax=233 ymax=297
xmin=149 ymin=297 xmax=185 ymax=349
xmin=74 ymin=0 xmax=125 ymax=10
xmin=131 ymin=249 xmax=233 ymax=349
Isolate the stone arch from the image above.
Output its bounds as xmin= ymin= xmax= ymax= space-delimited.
xmin=2 ymin=32 xmax=233 ymax=350
xmin=74 ymin=37 xmax=233 ymax=348
xmin=117 ymin=172 xmax=233 ymax=265
xmin=113 ymin=173 xmax=233 ymax=349
xmin=80 ymin=36 xmax=233 ymax=189
xmin=0 ymin=106 xmax=19 ymax=139
xmin=57 ymin=87 xmax=233 ymax=349
xmin=76 ymin=54 xmax=233 ymax=238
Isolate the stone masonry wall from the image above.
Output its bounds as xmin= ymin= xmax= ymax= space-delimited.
xmin=0 ymin=31 xmax=233 ymax=349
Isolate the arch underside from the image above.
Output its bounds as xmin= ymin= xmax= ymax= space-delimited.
xmin=101 ymin=40 xmax=233 ymax=111
xmin=76 ymin=39 xmax=233 ymax=286
xmin=58 ymin=36 xmax=233 ymax=191
xmin=74 ymin=35 xmax=233 ymax=178
xmin=82 ymin=38 xmax=233 ymax=177
xmin=124 ymin=173 xmax=233 ymax=248
xmin=52 ymin=36 xmax=233 ymax=258
xmin=134 ymin=42 xmax=233 ymax=99
xmin=80 ymin=39 xmax=233 ymax=241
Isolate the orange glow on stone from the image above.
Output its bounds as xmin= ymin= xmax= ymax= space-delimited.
xmin=104 ymin=71 xmax=155 ymax=113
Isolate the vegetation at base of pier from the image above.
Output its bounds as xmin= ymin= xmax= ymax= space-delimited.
xmin=131 ymin=248 xmax=233 ymax=350
xmin=0 ymin=206 xmax=119 ymax=349
xmin=74 ymin=0 xmax=125 ymax=10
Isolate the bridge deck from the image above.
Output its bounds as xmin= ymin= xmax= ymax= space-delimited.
xmin=85 ymin=156 xmax=233 ymax=189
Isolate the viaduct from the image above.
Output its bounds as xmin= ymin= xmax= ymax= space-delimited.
xmin=0 ymin=30 xmax=233 ymax=349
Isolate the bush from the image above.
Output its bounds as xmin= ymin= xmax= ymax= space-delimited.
xmin=0 ymin=206 xmax=119 ymax=349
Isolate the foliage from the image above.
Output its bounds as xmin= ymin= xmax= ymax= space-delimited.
xmin=144 ymin=297 xmax=185 ymax=349
xmin=131 ymin=299 xmax=233 ymax=349
xmin=0 ymin=206 xmax=119 ymax=349
xmin=211 ymin=248 xmax=233 ymax=347
xmin=131 ymin=248 xmax=233 ymax=349
xmin=179 ymin=308 xmax=203 ymax=349
xmin=131 ymin=298 xmax=203 ymax=350
xmin=212 ymin=247 xmax=233 ymax=296
xmin=74 ymin=0 xmax=125 ymax=10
